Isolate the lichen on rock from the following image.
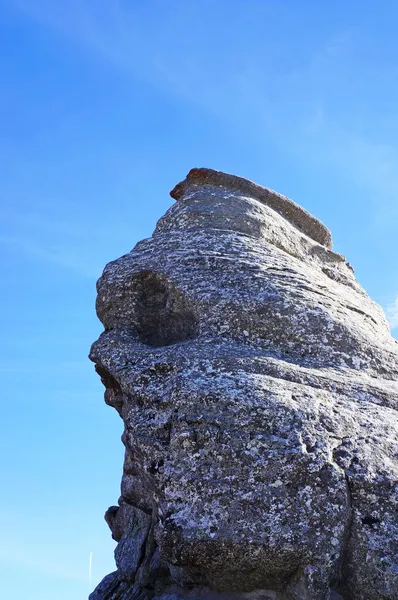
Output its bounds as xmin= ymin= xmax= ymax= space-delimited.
xmin=89 ymin=168 xmax=398 ymax=600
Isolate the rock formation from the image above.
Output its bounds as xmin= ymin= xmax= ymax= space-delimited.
xmin=89 ymin=168 xmax=398 ymax=600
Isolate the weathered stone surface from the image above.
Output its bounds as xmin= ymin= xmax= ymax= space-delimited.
xmin=89 ymin=168 xmax=398 ymax=600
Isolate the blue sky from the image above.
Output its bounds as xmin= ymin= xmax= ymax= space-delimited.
xmin=1 ymin=2 xmax=398 ymax=599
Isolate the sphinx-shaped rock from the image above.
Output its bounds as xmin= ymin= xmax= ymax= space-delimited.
xmin=89 ymin=168 xmax=398 ymax=600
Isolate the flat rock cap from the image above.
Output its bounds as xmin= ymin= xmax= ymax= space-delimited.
xmin=170 ymin=167 xmax=333 ymax=249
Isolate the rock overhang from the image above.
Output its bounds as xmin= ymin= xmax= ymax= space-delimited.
xmin=170 ymin=167 xmax=333 ymax=249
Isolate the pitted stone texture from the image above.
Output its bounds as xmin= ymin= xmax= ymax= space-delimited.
xmin=90 ymin=169 xmax=398 ymax=600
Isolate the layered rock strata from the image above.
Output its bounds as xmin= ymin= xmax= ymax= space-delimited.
xmin=89 ymin=168 xmax=398 ymax=600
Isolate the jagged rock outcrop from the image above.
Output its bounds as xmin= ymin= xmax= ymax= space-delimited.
xmin=89 ymin=168 xmax=398 ymax=600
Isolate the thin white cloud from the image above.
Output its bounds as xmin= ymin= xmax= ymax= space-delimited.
xmin=0 ymin=233 xmax=100 ymax=277
xmin=386 ymin=295 xmax=398 ymax=330
xmin=8 ymin=0 xmax=398 ymax=214
xmin=0 ymin=542 xmax=85 ymax=583
xmin=0 ymin=361 xmax=91 ymax=374
xmin=0 ymin=366 xmax=32 ymax=373
xmin=0 ymin=209 xmax=139 ymax=277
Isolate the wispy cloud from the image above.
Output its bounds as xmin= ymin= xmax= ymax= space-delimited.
xmin=0 ymin=542 xmax=85 ymax=583
xmin=0 ymin=232 xmax=99 ymax=277
xmin=386 ymin=295 xmax=398 ymax=330
xmin=8 ymin=1 xmax=398 ymax=214
xmin=0 ymin=209 xmax=137 ymax=277
xmin=0 ymin=360 xmax=91 ymax=374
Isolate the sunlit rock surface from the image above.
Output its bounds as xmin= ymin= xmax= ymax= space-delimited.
xmin=89 ymin=168 xmax=398 ymax=600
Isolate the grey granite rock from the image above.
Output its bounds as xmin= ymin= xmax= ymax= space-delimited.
xmin=89 ymin=168 xmax=398 ymax=600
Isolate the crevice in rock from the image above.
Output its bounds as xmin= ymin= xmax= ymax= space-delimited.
xmin=105 ymin=505 xmax=122 ymax=541
xmin=344 ymin=304 xmax=378 ymax=325
xmin=134 ymin=519 xmax=168 ymax=592
xmin=122 ymin=501 xmax=153 ymax=518
xmin=95 ymin=364 xmax=124 ymax=415
xmin=95 ymin=364 xmax=121 ymax=392
xmin=147 ymin=459 xmax=164 ymax=475
xmin=331 ymin=473 xmax=353 ymax=599
xmin=361 ymin=515 xmax=380 ymax=527
xmin=132 ymin=270 xmax=199 ymax=347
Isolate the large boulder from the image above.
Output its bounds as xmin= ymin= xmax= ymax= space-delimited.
xmin=89 ymin=168 xmax=398 ymax=600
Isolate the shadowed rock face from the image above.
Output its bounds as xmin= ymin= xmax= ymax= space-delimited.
xmin=89 ymin=169 xmax=398 ymax=600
